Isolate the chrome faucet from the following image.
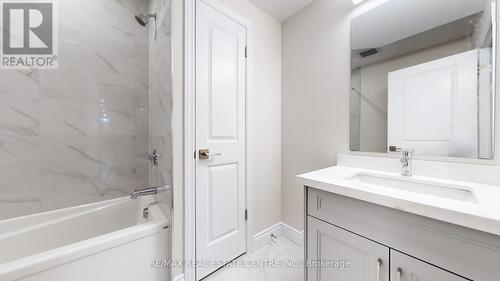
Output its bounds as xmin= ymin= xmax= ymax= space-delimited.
xmin=400 ymin=149 xmax=414 ymax=177
xmin=130 ymin=187 xmax=158 ymax=199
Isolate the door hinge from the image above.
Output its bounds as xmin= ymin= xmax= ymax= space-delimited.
xmin=245 ymin=46 xmax=248 ymax=58
xmin=245 ymin=209 xmax=248 ymax=221
xmin=194 ymin=150 xmax=197 ymax=159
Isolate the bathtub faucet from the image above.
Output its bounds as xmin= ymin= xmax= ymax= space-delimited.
xmin=130 ymin=187 xmax=158 ymax=199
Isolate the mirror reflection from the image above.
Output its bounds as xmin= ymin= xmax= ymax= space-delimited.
xmin=350 ymin=0 xmax=496 ymax=159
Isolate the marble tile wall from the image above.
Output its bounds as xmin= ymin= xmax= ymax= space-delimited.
xmin=0 ymin=0 xmax=151 ymax=219
xmin=149 ymin=0 xmax=173 ymax=192
xmin=147 ymin=2 xmax=173 ymax=279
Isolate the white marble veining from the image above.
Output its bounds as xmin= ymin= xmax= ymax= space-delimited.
xmin=0 ymin=0 xmax=153 ymax=219
xmin=0 ymin=0 xmax=173 ymax=221
xmin=149 ymin=0 xmax=173 ymax=191
xmin=0 ymin=93 xmax=39 ymax=137
xmin=204 ymin=236 xmax=303 ymax=281
xmin=298 ymin=155 xmax=500 ymax=236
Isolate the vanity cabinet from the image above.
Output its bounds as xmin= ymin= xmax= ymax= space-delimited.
xmin=307 ymin=216 xmax=389 ymax=281
xmin=304 ymin=187 xmax=500 ymax=281
xmin=390 ymin=250 xmax=468 ymax=281
xmin=307 ymin=216 xmax=466 ymax=281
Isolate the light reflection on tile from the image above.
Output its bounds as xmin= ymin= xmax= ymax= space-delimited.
xmin=40 ymin=98 xmax=136 ymax=136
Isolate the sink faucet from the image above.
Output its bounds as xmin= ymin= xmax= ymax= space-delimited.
xmin=400 ymin=149 xmax=414 ymax=176
xmin=130 ymin=187 xmax=158 ymax=199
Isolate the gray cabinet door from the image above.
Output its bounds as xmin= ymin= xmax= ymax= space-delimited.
xmin=307 ymin=216 xmax=389 ymax=281
xmin=390 ymin=250 xmax=469 ymax=281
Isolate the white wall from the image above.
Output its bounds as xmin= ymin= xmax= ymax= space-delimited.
xmin=281 ymin=0 xmax=352 ymax=230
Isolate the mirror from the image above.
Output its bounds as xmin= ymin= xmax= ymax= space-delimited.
xmin=350 ymin=0 xmax=496 ymax=159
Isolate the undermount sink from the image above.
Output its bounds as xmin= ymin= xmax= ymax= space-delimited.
xmin=348 ymin=173 xmax=477 ymax=202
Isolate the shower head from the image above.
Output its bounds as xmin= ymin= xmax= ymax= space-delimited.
xmin=135 ymin=13 xmax=156 ymax=27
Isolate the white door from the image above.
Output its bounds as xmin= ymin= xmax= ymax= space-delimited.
xmin=195 ymin=1 xmax=247 ymax=280
xmin=388 ymin=49 xmax=478 ymax=158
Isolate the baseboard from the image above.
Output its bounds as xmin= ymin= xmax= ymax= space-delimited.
xmin=172 ymin=274 xmax=184 ymax=281
xmin=281 ymin=222 xmax=304 ymax=246
xmin=179 ymin=223 xmax=303 ymax=281
xmin=251 ymin=222 xmax=304 ymax=252
xmin=252 ymin=222 xmax=282 ymax=251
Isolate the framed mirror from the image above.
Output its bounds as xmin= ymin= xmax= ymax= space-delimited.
xmin=350 ymin=0 xmax=496 ymax=159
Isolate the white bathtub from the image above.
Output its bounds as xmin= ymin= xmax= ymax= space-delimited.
xmin=0 ymin=196 xmax=170 ymax=281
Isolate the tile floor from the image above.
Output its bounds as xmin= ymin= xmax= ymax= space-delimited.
xmin=203 ymin=236 xmax=304 ymax=281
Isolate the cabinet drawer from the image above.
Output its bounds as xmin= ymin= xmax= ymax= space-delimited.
xmin=307 ymin=216 xmax=389 ymax=281
xmin=391 ymin=250 xmax=468 ymax=281
xmin=306 ymin=187 xmax=500 ymax=281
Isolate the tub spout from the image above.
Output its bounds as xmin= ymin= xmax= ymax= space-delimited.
xmin=130 ymin=187 xmax=158 ymax=199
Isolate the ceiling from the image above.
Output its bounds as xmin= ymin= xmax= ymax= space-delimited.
xmin=249 ymin=0 xmax=315 ymax=22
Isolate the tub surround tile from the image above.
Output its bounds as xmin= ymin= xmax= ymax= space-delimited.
xmin=148 ymin=0 xmax=173 ymax=191
xmin=0 ymin=0 xmax=150 ymax=219
xmin=0 ymin=94 xmax=40 ymax=137
xmin=40 ymin=99 xmax=137 ymax=136
xmin=0 ymin=202 xmax=41 ymax=220
xmin=0 ymin=70 xmax=41 ymax=98
xmin=40 ymin=136 xmax=138 ymax=168
xmin=0 ymin=0 xmax=174 ymax=219
xmin=0 ymin=166 xmax=40 ymax=197
xmin=0 ymin=136 xmax=39 ymax=165
xmin=39 ymin=136 xmax=146 ymax=199
xmin=39 ymin=166 xmax=136 ymax=211
xmin=0 ymin=165 xmax=41 ymax=219
xmin=39 ymin=67 xmax=144 ymax=108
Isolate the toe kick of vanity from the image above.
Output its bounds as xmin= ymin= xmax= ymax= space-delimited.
xmin=304 ymin=187 xmax=500 ymax=281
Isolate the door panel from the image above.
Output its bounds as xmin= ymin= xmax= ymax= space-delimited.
xmin=307 ymin=216 xmax=389 ymax=281
xmin=208 ymin=163 xmax=239 ymax=242
xmin=209 ymin=28 xmax=240 ymax=139
xmin=391 ymin=250 xmax=469 ymax=281
xmin=388 ymin=50 xmax=478 ymax=158
xmin=195 ymin=1 xmax=247 ymax=280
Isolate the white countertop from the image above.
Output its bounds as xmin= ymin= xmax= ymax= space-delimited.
xmin=297 ymin=165 xmax=500 ymax=236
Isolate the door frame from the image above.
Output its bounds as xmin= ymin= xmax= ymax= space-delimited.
xmin=184 ymin=0 xmax=254 ymax=280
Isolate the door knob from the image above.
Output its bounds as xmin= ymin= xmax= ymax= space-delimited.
xmin=199 ymin=149 xmax=222 ymax=160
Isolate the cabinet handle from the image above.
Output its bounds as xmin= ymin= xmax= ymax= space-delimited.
xmin=396 ymin=267 xmax=402 ymax=281
xmin=376 ymin=258 xmax=382 ymax=281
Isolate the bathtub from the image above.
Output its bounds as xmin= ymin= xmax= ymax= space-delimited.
xmin=0 ymin=196 xmax=170 ymax=281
